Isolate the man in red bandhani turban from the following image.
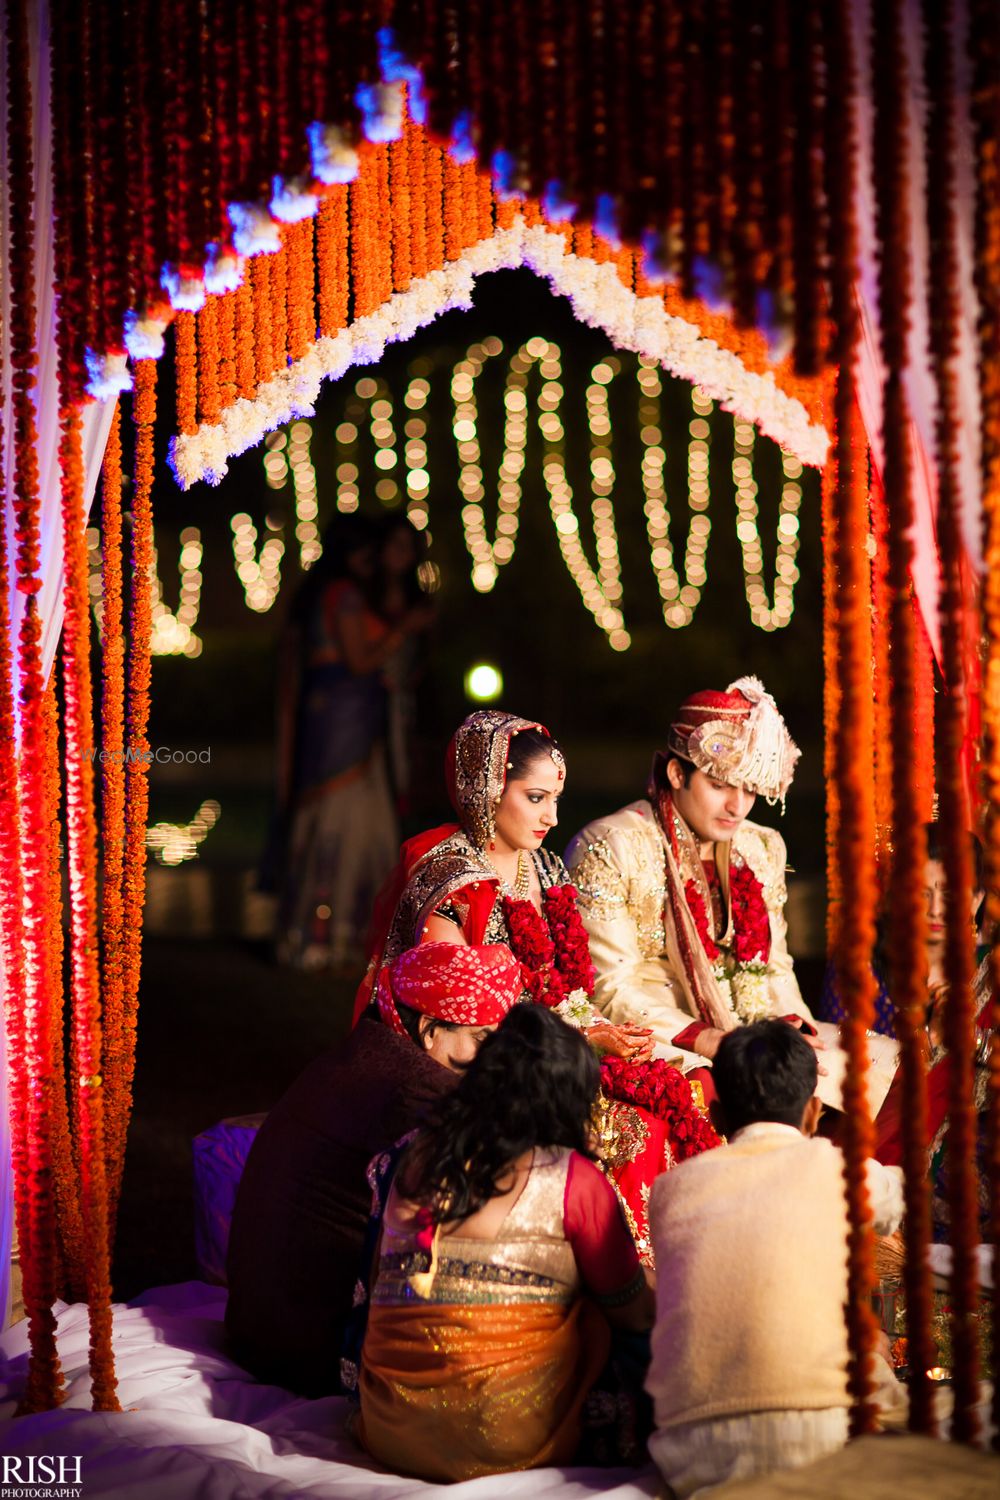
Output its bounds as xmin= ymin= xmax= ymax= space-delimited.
xmin=226 ymin=943 xmax=520 ymax=1396
xmin=566 ymin=677 xmax=816 ymax=1072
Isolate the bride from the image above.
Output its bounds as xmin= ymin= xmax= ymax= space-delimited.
xmin=356 ymin=709 xmax=718 ymax=1261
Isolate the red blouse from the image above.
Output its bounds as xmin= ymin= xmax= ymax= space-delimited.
xmin=563 ymin=1152 xmax=643 ymax=1299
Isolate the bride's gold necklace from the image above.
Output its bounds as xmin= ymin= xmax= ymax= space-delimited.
xmin=490 ymin=848 xmax=532 ymax=900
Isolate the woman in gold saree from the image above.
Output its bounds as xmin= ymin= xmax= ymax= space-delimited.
xmin=356 ymin=1005 xmax=654 ymax=1481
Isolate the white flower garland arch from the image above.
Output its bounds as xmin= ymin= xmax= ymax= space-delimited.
xmin=168 ymin=218 xmax=829 ymax=491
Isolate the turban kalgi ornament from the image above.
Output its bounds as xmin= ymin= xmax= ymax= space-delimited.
xmin=376 ymin=941 xmax=522 ymax=1038
xmin=656 ymin=675 xmax=801 ymax=810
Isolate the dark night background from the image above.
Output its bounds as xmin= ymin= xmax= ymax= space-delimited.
xmin=110 ymin=266 xmax=827 ymax=1295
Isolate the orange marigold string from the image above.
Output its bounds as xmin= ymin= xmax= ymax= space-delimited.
xmin=375 ymin=142 xmax=393 ymax=304
xmin=460 ymin=160 xmax=480 ymax=255
xmin=316 ymin=187 xmax=349 ymax=337
xmin=821 ymin=452 xmax=842 ymax=954
xmin=250 ymin=255 xmax=275 ymax=386
xmin=270 ymin=234 xmax=289 ymax=376
xmin=389 ymin=130 xmax=413 ymax=292
xmin=824 ymin=0 xmax=880 ymax=1436
xmin=424 ymin=138 xmax=446 ymax=273
xmin=924 ymin=0 xmax=981 ymax=1443
xmin=174 ymin=311 xmax=198 ymax=437
xmin=476 ymin=165 xmax=493 ymax=244
xmin=217 ymin=289 xmax=237 ymax=411
xmin=407 ymin=119 xmax=428 ymax=279
xmin=968 ymin=0 xmax=1000 ymax=1449
xmin=98 ymin=403 xmax=127 ymax=1234
xmin=872 ymin=0 xmax=935 ymax=1432
xmin=443 ymin=153 xmax=463 ymax=261
xmin=285 ymin=219 xmax=314 ymax=365
xmin=234 ymin=277 xmax=256 ymax=400
xmin=196 ymin=296 xmax=221 ymax=426
xmin=118 ymin=358 xmax=158 ymax=1263
xmin=350 ymin=149 xmax=376 ymax=319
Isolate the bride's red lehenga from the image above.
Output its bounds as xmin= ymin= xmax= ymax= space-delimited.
xmin=355 ymin=710 xmax=718 ymax=1262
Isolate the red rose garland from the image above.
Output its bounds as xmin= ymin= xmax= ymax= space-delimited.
xmin=685 ymin=862 xmax=771 ymax=968
xmin=599 ymin=1056 xmax=720 ymax=1162
xmin=501 ymin=884 xmax=595 ymax=1007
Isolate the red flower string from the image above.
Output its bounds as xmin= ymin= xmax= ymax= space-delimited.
xmin=5 ymin=0 xmax=64 ymax=1413
xmin=0 ymin=291 xmax=31 ymax=1381
xmin=872 ymin=0 xmax=935 ymax=1431
xmin=825 ymin=0 xmax=880 ymax=1436
xmin=969 ymin=0 xmax=1000 ymax=1446
xmin=791 ymin=4 xmax=828 ymax=374
xmin=923 ymin=0 xmax=981 ymax=1441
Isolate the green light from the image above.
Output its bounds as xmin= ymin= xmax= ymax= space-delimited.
xmin=465 ymin=663 xmax=504 ymax=703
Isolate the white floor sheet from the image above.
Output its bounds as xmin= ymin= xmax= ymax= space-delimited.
xmin=0 ymin=1281 xmax=659 ymax=1499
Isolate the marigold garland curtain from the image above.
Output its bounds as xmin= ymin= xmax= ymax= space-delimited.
xmin=0 ymin=0 xmax=115 ymax=1326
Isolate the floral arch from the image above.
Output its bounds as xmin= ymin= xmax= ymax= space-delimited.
xmin=0 ymin=0 xmax=996 ymax=1452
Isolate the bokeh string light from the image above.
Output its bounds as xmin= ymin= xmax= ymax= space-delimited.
xmin=146 ymin=798 xmax=221 ymax=866
xmin=89 ymin=525 xmax=205 ymax=657
xmin=585 ymin=359 xmax=626 ymax=618
xmin=150 ymin=526 xmax=204 ymax=656
xmin=231 ymin=511 xmax=285 ymax=612
xmin=288 ymin=420 xmax=321 ymax=566
xmin=638 ymin=370 xmax=714 ymax=628
xmin=533 ymin=338 xmax=630 ymax=650
xmin=732 ymin=419 xmax=803 ymax=629
xmin=452 ymin=337 xmax=518 ymax=592
xmin=233 ymin=345 xmax=807 ymax=640
xmin=402 ymin=375 xmax=431 ymax=530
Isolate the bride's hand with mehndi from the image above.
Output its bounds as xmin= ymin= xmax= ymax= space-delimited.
xmin=586 ymin=1019 xmax=655 ymax=1063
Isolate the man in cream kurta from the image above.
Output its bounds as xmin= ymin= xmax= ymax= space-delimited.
xmin=565 ymin=798 xmax=810 ymax=1066
xmin=566 ymin=678 xmax=814 ymax=1073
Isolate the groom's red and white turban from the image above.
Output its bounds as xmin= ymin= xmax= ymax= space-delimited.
xmin=655 ymin=675 xmax=800 ymax=809
xmin=376 ymin=941 xmax=522 ymax=1037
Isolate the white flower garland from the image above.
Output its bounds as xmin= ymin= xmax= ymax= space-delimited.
xmin=168 ymin=216 xmax=829 ymax=490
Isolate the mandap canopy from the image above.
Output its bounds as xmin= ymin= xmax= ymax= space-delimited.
xmin=0 ymin=0 xmax=997 ymax=1449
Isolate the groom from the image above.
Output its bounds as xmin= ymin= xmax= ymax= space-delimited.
xmin=566 ymin=678 xmax=817 ymax=1068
